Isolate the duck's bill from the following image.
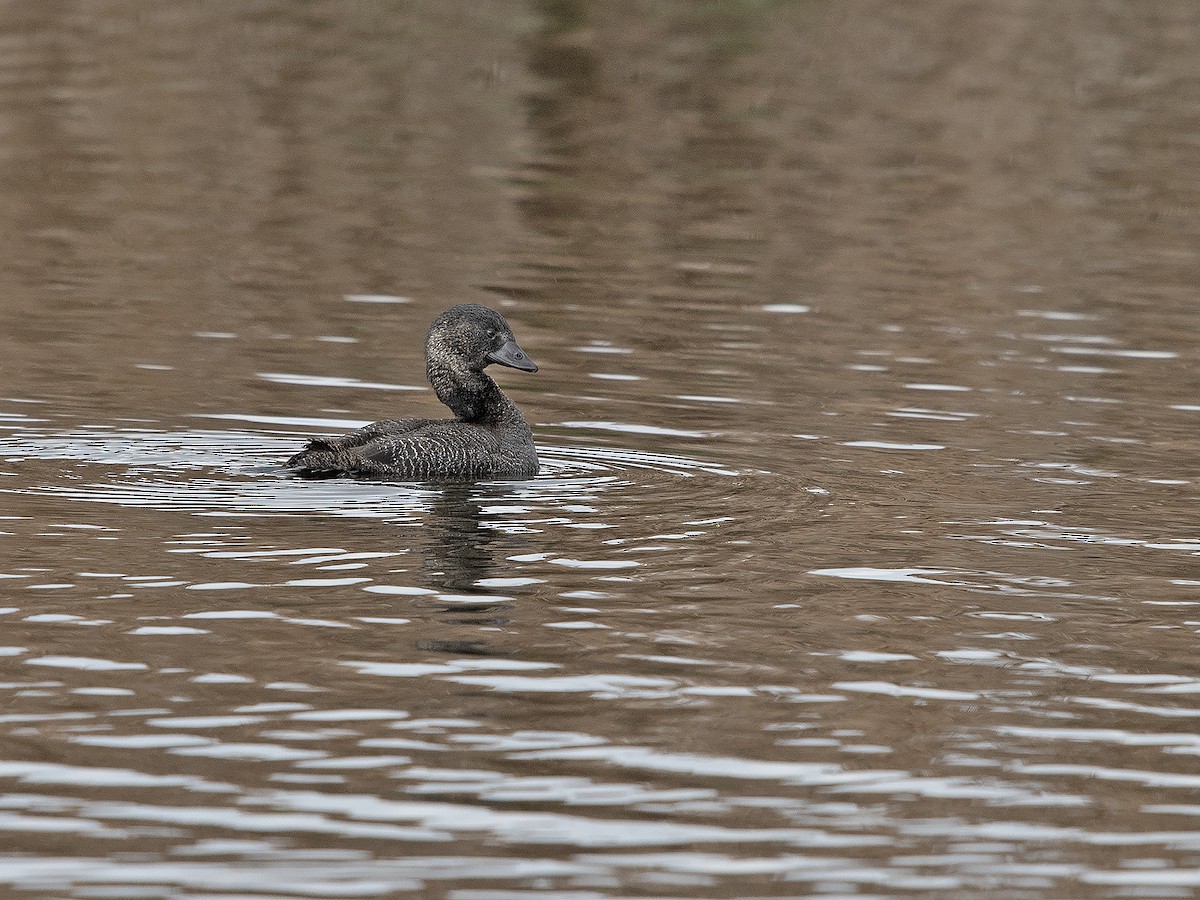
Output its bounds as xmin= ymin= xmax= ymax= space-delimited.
xmin=488 ymin=338 xmax=539 ymax=372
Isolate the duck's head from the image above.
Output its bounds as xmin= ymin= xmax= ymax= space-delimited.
xmin=426 ymin=303 xmax=539 ymax=374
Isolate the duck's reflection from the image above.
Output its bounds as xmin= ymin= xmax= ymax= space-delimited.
xmin=414 ymin=484 xmax=514 ymax=646
xmin=422 ymin=484 xmax=495 ymax=591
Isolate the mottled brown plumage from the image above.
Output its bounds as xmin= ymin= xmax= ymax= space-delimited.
xmin=284 ymin=304 xmax=539 ymax=480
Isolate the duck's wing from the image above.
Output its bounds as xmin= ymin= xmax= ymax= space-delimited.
xmin=287 ymin=422 xmax=505 ymax=479
xmin=344 ymin=423 xmax=502 ymax=479
xmin=284 ymin=418 xmax=438 ymax=470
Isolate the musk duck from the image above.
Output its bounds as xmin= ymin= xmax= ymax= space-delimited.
xmin=285 ymin=304 xmax=539 ymax=479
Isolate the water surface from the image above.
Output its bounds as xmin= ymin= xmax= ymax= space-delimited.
xmin=3 ymin=2 xmax=1200 ymax=897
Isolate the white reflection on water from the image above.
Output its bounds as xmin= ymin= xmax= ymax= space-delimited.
xmin=557 ymin=420 xmax=713 ymax=438
xmin=256 ymin=372 xmax=426 ymax=391
xmin=0 ymin=761 xmax=235 ymax=792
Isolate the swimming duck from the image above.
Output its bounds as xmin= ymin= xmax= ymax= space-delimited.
xmin=284 ymin=304 xmax=539 ymax=480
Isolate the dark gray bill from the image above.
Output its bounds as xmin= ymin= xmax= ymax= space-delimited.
xmin=487 ymin=338 xmax=539 ymax=372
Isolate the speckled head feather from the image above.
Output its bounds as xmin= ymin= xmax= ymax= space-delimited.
xmin=425 ymin=305 xmax=537 ymax=422
xmin=426 ymin=304 xmax=529 ymax=373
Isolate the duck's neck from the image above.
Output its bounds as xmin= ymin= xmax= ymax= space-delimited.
xmin=428 ymin=360 xmax=516 ymax=424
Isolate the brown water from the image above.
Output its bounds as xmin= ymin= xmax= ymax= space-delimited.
xmin=3 ymin=2 xmax=1200 ymax=897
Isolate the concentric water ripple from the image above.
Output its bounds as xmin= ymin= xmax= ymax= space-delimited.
xmin=0 ymin=426 xmax=746 ymax=518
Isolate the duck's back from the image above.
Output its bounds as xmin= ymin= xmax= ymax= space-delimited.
xmin=286 ymin=416 xmax=537 ymax=480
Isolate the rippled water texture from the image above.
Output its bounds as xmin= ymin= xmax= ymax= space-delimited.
xmin=4 ymin=2 xmax=1200 ymax=897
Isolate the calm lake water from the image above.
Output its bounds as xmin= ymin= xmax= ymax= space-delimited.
xmin=3 ymin=2 xmax=1200 ymax=897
